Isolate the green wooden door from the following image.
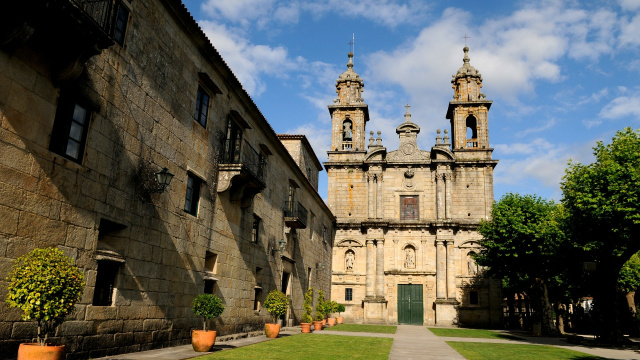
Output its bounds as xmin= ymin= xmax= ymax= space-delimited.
xmin=398 ymin=284 xmax=423 ymax=325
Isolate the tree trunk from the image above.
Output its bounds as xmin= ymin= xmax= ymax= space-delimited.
xmin=626 ymin=291 xmax=636 ymax=318
xmin=539 ymin=280 xmax=558 ymax=336
xmin=592 ymin=267 xmax=624 ymax=344
xmin=507 ymin=290 xmax=516 ymax=329
xmin=556 ymin=303 xmax=565 ymax=334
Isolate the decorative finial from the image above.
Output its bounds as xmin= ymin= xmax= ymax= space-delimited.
xmin=444 ymin=129 xmax=450 ymax=144
xmin=348 ymin=33 xmax=355 ymax=54
xmin=436 ymin=129 xmax=442 ymax=145
xmin=376 ymin=131 xmax=382 ymax=146
xmin=463 ymin=45 xmax=470 ymax=65
xmin=369 ymin=131 xmax=374 ymax=146
xmin=404 ymin=104 xmax=411 ymax=123
xmin=347 ymin=52 xmax=354 ymax=68
xmin=462 ymin=33 xmax=470 ymax=47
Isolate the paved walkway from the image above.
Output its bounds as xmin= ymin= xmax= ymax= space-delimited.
xmin=96 ymin=326 xmax=640 ymax=360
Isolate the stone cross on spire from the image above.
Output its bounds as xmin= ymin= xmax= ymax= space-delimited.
xmin=404 ymin=104 xmax=411 ymax=122
xmin=462 ymin=33 xmax=470 ymax=47
xmin=348 ymin=33 xmax=355 ymax=53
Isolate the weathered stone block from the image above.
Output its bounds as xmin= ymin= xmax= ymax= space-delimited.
xmin=11 ymin=321 xmax=37 ymax=339
xmin=96 ymin=319 xmax=124 ymax=334
xmin=57 ymin=321 xmax=93 ymax=336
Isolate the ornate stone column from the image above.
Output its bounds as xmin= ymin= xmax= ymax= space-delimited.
xmin=435 ymin=173 xmax=444 ymax=220
xmin=375 ymin=239 xmax=385 ymax=298
xmin=393 ymin=239 xmax=399 ymax=270
xmin=368 ymin=175 xmax=375 ymax=219
xmin=366 ymin=239 xmax=375 ymax=298
xmin=446 ymin=240 xmax=456 ymax=299
xmin=376 ymin=174 xmax=383 ymax=219
xmin=436 ymin=240 xmax=446 ymax=299
xmin=444 ymin=172 xmax=452 ymax=220
xmin=421 ymin=239 xmax=428 ymax=270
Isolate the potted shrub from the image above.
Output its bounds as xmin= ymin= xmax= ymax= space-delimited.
xmin=263 ymin=289 xmax=289 ymax=338
xmin=336 ymin=303 xmax=346 ymax=324
xmin=326 ymin=300 xmax=338 ymax=326
xmin=6 ymin=248 xmax=85 ymax=360
xmin=191 ymin=293 xmax=225 ymax=352
xmin=315 ymin=290 xmax=326 ymax=329
xmin=301 ymin=288 xmax=313 ymax=333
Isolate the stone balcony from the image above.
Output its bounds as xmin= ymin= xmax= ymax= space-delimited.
xmin=283 ymin=201 xmax=307 ymax=229
xmin=217 ymin=139 xmax=266 ymax=207
xmin=0 ymin=0 xmax=123 ymax=83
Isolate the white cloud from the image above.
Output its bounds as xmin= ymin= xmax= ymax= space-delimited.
xmin=619 ymin=14 xmax=640 ymax=47
xmin=201 ymin=0 xmax=275 ymax=27
xmin=599 ymin=94 xmax=640 ymax=120
xmin=303 ymin=0 xmax=430 ymax=27
xmin=199 ymin=21 xmax=294 ymax=96
xmin=619 ymin=0 xmax=640 ymax=11
xmin=515 ymin=119 xmax=557 ymax=138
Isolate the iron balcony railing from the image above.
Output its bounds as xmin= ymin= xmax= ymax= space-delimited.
xmin=284 ymin=201 xmax=308 ymax=227
xmin=221 ymin=139 xmax=266 ymax=182
xmin=70 ymin=0 xmax=122 ymax=36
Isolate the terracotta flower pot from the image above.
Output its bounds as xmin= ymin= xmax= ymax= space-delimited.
xmin=321 ymin=318 xmax=327 ymax=326
xmin=264 ymin=323 xmax=281 ymax=338
xmin=192 ymin=330 xmax=217 ymax=352
xmin=18 ymin=343 xmax=65 ymax=360
xmin=313 ymin=320 xmax=323 ymax=331
xmin=300 ymin=322 xmax=312 ymax=333
xmin=336 ymin=317 xmax=344 ymax=324
xmin=326 ymin=317 xmax=336 ymax=327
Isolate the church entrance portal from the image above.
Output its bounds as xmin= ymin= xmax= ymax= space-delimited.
xmin=398 ymin=284 xmax=423 ymax=325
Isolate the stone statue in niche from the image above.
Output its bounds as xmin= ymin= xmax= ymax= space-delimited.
xmin=404 ymin=247 xmax=415 ymax=269
xmin=467 ymin=252 xmax=478 ymax=275
xmin=343 ymin=122 xmax=352 ymax=141
xmin=345 ymin=251 xmax=355 ymax=271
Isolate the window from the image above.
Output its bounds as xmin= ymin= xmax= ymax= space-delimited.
xmin=204 ymin=279 xmax=216 ymax=294
xmin=469 ymin=290 xmax=479 ymax=305
xmin=205 ymin=252 xmax=217 ymax=273
xmin=194 ymin=86 xmax=210 ymax=127
xmin=400 ymin=195 xmax=419 ymax=220
xmin=254 ymin=287 xmax=262 ymax=311
xmin=50 ymin=98 xmax=91 ymax=163
xmin=345 ymin=288 xmax=353 ymax=301
xmin=223 ymin=118 xmax=242 ymax=163
xmin=112 ymin=1 xmax=131 ymax=46
xmin=92 ymin=261 xmax=120 ymax=306
xmin=252 ymin=214 xmax=261 ymax=243
xmin=322 ymin=226 xmax=327 ymax=245
xmin=184 ymin=173 xmax=202 ymax=216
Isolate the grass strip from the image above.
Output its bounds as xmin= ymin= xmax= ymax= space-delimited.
xmin=194 ymin=333 xmax=393 ymax=360
xmin=447 ymin=341 xmax=609 ymax=360
xmin=326 ymin=323 xmax=397 ymax=334
xmin=429 ymin=327 xmax=522 ymax=340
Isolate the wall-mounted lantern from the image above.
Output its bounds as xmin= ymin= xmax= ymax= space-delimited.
xmin=154 ymin=167 xmax=174 ymax=193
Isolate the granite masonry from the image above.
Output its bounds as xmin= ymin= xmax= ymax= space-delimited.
xmin=327 ymin=50 xmax=502 ymax=327
xmin=0 ymin=0 xmax=334 ymax=358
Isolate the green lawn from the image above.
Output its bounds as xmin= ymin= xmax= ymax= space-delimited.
xmin=447 ymin=342 xmax=609 ymax=360
xmin=326 ymin=323 xmax=397 ymax=334
xmin=193 ymin=334 xmax=393 ymax=360
xmin=428 ymin=328 xmax=523 ymax=340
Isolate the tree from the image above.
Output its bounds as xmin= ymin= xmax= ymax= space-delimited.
xmin=476 ymin=193 xmax=566 ymax=335
xmin=561 ymin=127 xmax=640 ymax=343
xmin=618 ymin=252 xmax=640 ymax=331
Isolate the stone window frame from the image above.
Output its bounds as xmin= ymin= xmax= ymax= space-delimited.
xmin=112 ymin=0 xmax=133 ymax=46
xmin=184 ymin=172 xmax=203 ymax=216
xmin=92 ymin=258 xmax=123 ymax=307
xmin=251 ymin=214 xmax=261 ymax=244
xmin=194 ymin=85 xmax=210 ymax=128
xmin=345 ymin=288 xmax=353 ymax=301
xmin=399 ymin=194 xmax=419 ymax=221
xmin=49 ymin=94 xmax=93 ymax=164
xmin=469 ymin=290 xmax=479 ymax=306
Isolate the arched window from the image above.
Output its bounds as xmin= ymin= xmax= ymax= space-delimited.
xmin=345 ymin=250 xmax=355 ymax=271
xmin=403 ymin=246 xmax=416 ymax=269
xmin=465 ymin=115 xmax=478 ymax=148
xmin=342 ymin=120 xmax=353 ymax=141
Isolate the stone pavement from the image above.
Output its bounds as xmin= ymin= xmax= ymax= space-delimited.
xmin=95 ymin=325 xmax=640 ymax=360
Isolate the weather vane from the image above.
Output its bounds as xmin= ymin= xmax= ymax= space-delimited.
xmin=348 ymin=33 xmax=355 ymax=53
xmin=462 ymin=33 xmax=470 ymax=46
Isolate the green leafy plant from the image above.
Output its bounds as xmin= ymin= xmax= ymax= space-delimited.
xmin=6 ymin=248 xmax=85 ymax=346
xmin=325 ymin=300 xmax=339 ymax=316
xmin=315 ymin=290 xmax=326 ymax=321
xmin=302 ymin=288 xmax=313 ymax=323
xmin=263 ymin=289 xmax=289 ymax=323
xmin=192 ymin=293 xmax=225 ymax=331
xmin=336 ymin=303 xmax=345 ymax=317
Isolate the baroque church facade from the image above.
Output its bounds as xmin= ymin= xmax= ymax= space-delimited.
xmin=327 ymin=47 xmax=502 ymax=326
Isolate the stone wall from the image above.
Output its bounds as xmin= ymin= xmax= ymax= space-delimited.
xmin=0 ymin=1 xmax=334 ymax=358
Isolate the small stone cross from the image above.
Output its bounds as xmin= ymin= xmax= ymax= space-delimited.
xmin=462 ymin=33 xmax=470 ymax=46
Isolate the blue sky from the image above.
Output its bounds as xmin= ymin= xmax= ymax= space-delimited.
xmin=183 ymin=0 xmax=640 ymax=202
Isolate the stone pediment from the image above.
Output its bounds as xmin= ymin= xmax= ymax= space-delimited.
xmin=337 ymin=239 xmax=364 ymax=247
xmin=430 ymin=146 xmax=455 ymax=160
xmin=364 ymin=148 xmax=386 ymax=162
xmin=387 ymin=149 xmax=431 ymax=162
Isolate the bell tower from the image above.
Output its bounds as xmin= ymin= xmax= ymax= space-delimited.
xmin=328 ymin=52 xmax=369 ymax=158
xmin=446 ymin=46 xmax=493 ymax=160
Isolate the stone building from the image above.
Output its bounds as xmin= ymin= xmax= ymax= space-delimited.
xmin=0 ymin=0 xmax=333 ymax=358
xmin=327 ymin=49 xmax=502 ymax=327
